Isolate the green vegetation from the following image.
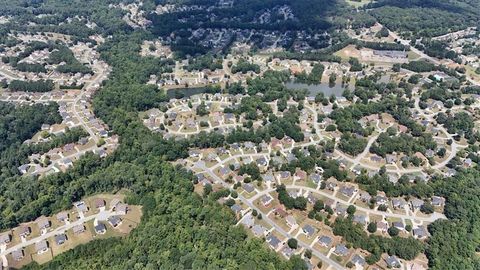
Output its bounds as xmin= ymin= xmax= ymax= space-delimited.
xmin=231 ymin=59 xmax=260 ymax=74
xmin=9 ymin=79 xmax=54 ymax=92
xmin=295 ymin=63 xmax=325 ymax=84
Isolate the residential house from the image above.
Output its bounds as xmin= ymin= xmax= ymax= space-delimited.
xmin=55 ymin=234 xmax=68 ymax=245
xmin=261 ymin=194 xmax=273 ymax=207
xmin=243 ymin=183 xmax=255 ymax=193
xmin=302 ymin=225 xmax=315 ymax=238
xmin=358 ymin=191 xmax=372 ymax=203
xmin=0 ymin=233 xmax=11 ymax=245
xmin=375 ymin=195 xmax=388 ymax=206
xmin=108 ymin=216 xmax=122 ymax=227
xmin=318 ymin=235 xmax=332 ymax=247
xmin=353 ymin=214 xmax=367 ymax=226
xmin=35 ymin=240 xmax=49 ymax=254
xmin=339 ymin=185 xmax=356 ymax=197
xmin=377 ymin=221 xmax=389 ymax=233
xmin=392 ymin=198 xmax=407 ymax=210
xmin=385 ymin=255 xmax=401 ymax=268
xmin=282 ymin=246 xmax=294 ymax=258
xmin=94 ymin=223 xmax=107 ymax=234
xmin=286 ymin=215 xmax=297 ymax=228
xmin=36 ymin=217 xmax=50 ymax=231
xmin=115 ymin=203 xmax=128 ymax=215
xmin=392 ymin=221 xmax=405 ymax=231
xmin=267 ymin=235 xmax=281 ymax=250
xmin=351 ymin=254 xmax=365 ymax=267
xmin=410 ymin=198 xmax=424 ymax=211
xmin=334 ymin=244 xmax=349 ymax=257
xmin=74 ymin=201 xmax=89 ymax=213
xmin=413 ymin=227 xmax=428 ymax=239
xmin=431 ymin=196 xmax=445 ymax=207
xmin=252 ymin=224 xmax=266 ymax=237
xmin=11 ymin=249 xmax=24 ymax=261
xmin=56 ymin=212 xmax=69 ymax=223
xmin=18 ymin=226 xmax=31 ymax=238
xmin=95 ymin=198 xmax=106 ymax=209
xmin=72 ymin=224 xmax=85 ymax=234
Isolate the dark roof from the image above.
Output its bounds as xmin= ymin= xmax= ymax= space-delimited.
xmin=95 ymin=223 xmax=106 ymax=233
xmin=55 ymin=234 xmax=67 ymax=245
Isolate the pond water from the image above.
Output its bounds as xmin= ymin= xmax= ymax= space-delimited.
xmin=285 ymin=82 xmax=350 ymax=97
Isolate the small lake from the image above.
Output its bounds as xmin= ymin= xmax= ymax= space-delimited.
xmin=285 ymin=82 xmax=350 ymax=97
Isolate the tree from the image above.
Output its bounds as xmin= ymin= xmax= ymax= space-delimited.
xmin=287 ymin=238 xmax=298 ymax=249
xmin=388 ymin=226 xmax=400 ymax=237
xmin=367 ymin=222 xmax=377 ymax=233
xmin=347 ymin=205 xmax=356 ymax=215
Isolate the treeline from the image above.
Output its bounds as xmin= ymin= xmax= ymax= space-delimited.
xmin=294 ymin=63 xmax=324 ymax=85
xmin=9 ymin=79 xmax=54 ymax=92
xmin=231 ymin=59 xmax=260 ymax=74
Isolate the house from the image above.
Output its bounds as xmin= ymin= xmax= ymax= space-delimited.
xmin=72 ymin=224 xmax=85 ymax=234
xmin=392 ymin=198 xmax=407 ymax=209
xmin=318 ymin=235 xmax=332 ymax=247
xmin=334 ymin=244 xmax=349 ymax=257
xmin=353 ymin=214 xmax=367 ymax=225
xmin=74 ymin=201 xmax=89 ymax=213
xmin=302 ymin=225 xmax=315 ymax=238
xmin=94 ymin=223 xmax=107 ymax=234
xmin=335 ymin=203 xmax=347 ymax=217
xmin=294 ymin=169 xmax=307 ymax=181
xmin=310 ymin=173 xmax=322 ymax=185
xmin=274 ymin=207 xmax=288 ymax=218
xmin=278 ymin=171 xmax=291 ymax=180
xmin=36 ymin=217 xmax=50 ymax=231
xmin=266 ymin=235 xmax=281 ymax=250
xmin=325 ymin=181 xmax=337 ymax=191
xmin=56 ymin=212 xmax=69 ymax=223
xmin=286 ymin=215 xmax=297 ymax=228
xmin=431 ymin=196 xmax=445 ymax=207
xmin=351 ymin=254 xmax=365 ymax=267
xmin=410 ymin=198 xmax=424 ymax=211
xmin=252 ymin=224 xmax=266 ymax=237
xmin=110 ymin=198 xmax=121 ymax=209
xmin=108 ymin=216 xmax=122 ymax=227
xmin=262 ymin=173 xmax=274 ymax=182
xmin=377 ymin=221 xmax=389 ymax=233
xmin=261 ymin=195 xmax=273 ymax=207
xmin=413 ymin=227 xmax=428 ymax=239
xmin=256 ymin=157 xmax=268 ymax=167
xmin=386 ymin=154 xmax=397 ymax=164
xmin=375 ymin=195 xmax=388 ymax=205
xmin=339 ymin=186 xmax=356 ymax=197
xmin=385 ymin=255 xmax=401 ymax=268
xmin=282 ymin=246 xmax=294 ymax=258
xmin=464 ymin=158 xmax=473 ymax=168
xmin=358 ymin=191 xmax=372 ymax=203
xmin=243 ymin=183 xmax=255 ymax=193
xmin=55 ymin=233 xmax=68 ymax=245
xmin=230 ymin=204 xmax=242 ymax=216
xmin=393 ymin=221 xmax=405 ymax=231
xmin=11 ymin=249 xmax=24 ymax=261
xmin=115 ymin=203 xmax=128 ymax=215
xmin=18 ymin=226 xmax=31 ymax=238
xmin=35 ymin=240 xmax=49 ymax=254
xmin=307 ymin=193 xmax=317 ymax=204
xmin=241 ymin=214 xmax=255 ymax=228
xmin=95 ymin=198 xmax=106 ymax=209
xmin=0 ymin=233 xmax=11 ymax=245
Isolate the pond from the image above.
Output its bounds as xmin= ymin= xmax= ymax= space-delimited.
xmin=285 ymin=82 xmax=351 ymax=97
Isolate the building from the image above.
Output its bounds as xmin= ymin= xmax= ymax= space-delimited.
xmin=334 ymin=244 xmax=349 ymax=257
xmin=108 ymin=216 xmax=122 ymax=227
xmin=55 ymin=233 xmax=68 ymax=245
xmin=266 ymin=234 xmax=281 ymax=250
xmin=286 ymin=215 xmax=297 ymax=228
xmin=261 ymin=194 xmax=273 ymax=206
xmin=95 ymin=223 xmax=107 ymax=234
xmin=36 ymin=217 xmax=50 ymax=231
xmin=302 ymin=225 xmax=315 ymax=238
xmin=56 ymin=212 xmax=69 ymax=223
xmin=72 ymin=224 xmax=85 ymax=234
xmin=11 ymin=249 xmax=24 ymax=261
xmin=35 ymin=240 xmax=49 ymax=254
xmin=318 ymin=235 xmax=332 ymax=247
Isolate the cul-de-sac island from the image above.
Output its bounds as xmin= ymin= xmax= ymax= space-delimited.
xmin=0 ymin=1 xmax=479 ymax=270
